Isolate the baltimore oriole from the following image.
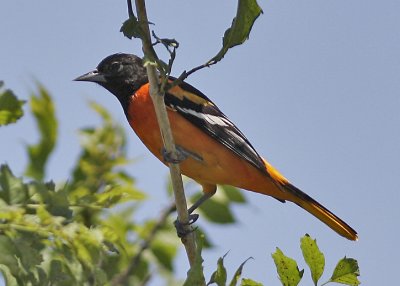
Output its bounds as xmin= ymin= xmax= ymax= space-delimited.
xmin=75 ymin=53 xmax=358 ymax=241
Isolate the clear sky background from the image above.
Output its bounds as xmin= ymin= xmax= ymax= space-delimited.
xmin=1 ymin=1 xmax=399 ymax=285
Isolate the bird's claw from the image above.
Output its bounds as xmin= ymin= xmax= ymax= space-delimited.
xmin=174 ymin=214 xmax=199 ymax=238
xmin=162 ymin=147 xmax=188 ymax=164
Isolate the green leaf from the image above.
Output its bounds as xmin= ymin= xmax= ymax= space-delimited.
xmin=14 ymin=233 xmax=44 ymax=272
xmin=69 ymin=101 xmax=133 ymax=226
xmin=195 ymin=226 xmax=214 ymax=249
xmin=207 ymin=253 xmax=228 ymax=286
xmin=300 ymin=234 xmax=325 ymax=286
xmin=0 ymin=264 xmax=18 ymax=286
xmin=210 ymin=0 xmax=263 ymax=64
xmin=221 ymin=185 xmax=246 ymax=203
xmin=229 ymin=257 xmax=253 ymax=286
xmin=120 ymin=16 xmax=144 ymax=39
xmin=65 ymin=225 xmax=105 ymax=267
xmin=95 ymin=184 xmax=146 ymax=207
xmin=0 ymin=164 xmax=29 ymax=204
xmin=183 ymin=235 xmax=205 ymax=286
xmin=93 ymin=267 xmax=108 ymax=285
xmin=151 ymin=237 xmax=178 ymax=271
xmin=329 ymin=257 xmax=360 ymax=285
xmin=48 ymin=260 xmax=75 ymax=285
xmin=192 ymin=192 xmax=235 ymax=224
xmin=0 ymin=236 xmax=19 ymax=277
xmin=25 ymin=85 xmax=57 ymax=180
xmin=30 ymin=181 xmax=72 ymax=218
xmin=36 ymin=267 xmax=49 ymax=286
xmin=0 ymin=82 xmax=25 ymax=126
xmin=272 ymin=248 xmax=304 ymax=286
xmin=240 ymin=278 xmax=263 ymax=286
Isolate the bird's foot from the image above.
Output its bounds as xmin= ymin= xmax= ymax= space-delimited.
xmin=162 ymin=145 xmax=203 ymax=164
xmin=162 ymin=147 xmax=188 ymax=164
xmin=174 ymin=213 xmax=199 ymax=238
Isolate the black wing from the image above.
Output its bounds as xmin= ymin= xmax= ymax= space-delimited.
xmin=164 ymin=80 xmax=267 ymax=174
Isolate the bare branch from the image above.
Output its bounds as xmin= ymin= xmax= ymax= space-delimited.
xmin=132 ymin=0 xmax=198 ymax=267
xmin=169 ymin=59 xmax=217 ymax=89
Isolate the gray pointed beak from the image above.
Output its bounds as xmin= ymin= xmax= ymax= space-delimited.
xmin=74 ymin=69 xmax=107 ymax=83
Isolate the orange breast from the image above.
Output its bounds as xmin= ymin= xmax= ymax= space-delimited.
xmin=127 ymin=85 xmax=290 ymax=200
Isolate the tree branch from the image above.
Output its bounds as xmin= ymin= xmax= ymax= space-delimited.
xmin=132 ymin=0 xmax=198 ymax=267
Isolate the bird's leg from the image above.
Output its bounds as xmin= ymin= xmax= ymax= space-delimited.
xmin=187 ymin=191 xmax=215 ymax=214
xmin=174 ymin=187 xmax=216 ymax=238
xmin=162 ymin=145 xmax=203 ymax=164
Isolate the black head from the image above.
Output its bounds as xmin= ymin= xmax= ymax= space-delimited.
xmin=75 ymin=53 xmax=148 ymax=107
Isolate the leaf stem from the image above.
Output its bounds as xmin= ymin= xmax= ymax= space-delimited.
xmin=126 ymin=0 xmax=134 ymax=18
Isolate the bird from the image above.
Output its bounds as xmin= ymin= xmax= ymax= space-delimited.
xmin=75 ymin=53 xmax=358 ymax=241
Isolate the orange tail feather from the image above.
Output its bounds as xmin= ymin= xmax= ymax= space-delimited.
xmin=283 ymin=182 xmax=358 ymax=241
xmin=263 ymin=159 xmax=358 ymax=240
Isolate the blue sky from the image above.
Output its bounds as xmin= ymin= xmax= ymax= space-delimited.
xmin=1 ymin=0 xmax=399 ymax=285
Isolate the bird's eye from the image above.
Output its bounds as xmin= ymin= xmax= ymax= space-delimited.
xmin=109 ymin=62 xmax=123 ymax=73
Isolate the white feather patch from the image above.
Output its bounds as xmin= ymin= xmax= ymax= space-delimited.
xmin=176 ymin=106 xmax=231 ymax=127
xmin=226 ymin=129 xmax=259 ymax=157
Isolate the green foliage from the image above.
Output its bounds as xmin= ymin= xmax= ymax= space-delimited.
xmin=120 ymin=14 xmax=143 ymax=39
xmin=206 ymin=252 xmax=259 ymax=286
xmin=0 ymin=90 xmax=184 ymax=285
xmin=272 ymin=235 xmax=360 ymax=286
xmin=25 ymin=85 xmax=57 ymax=180
xmin=69 ymin=102 xmax=145 ymax=218
xmin=240 ymin=278 xmax=263 ymax=286
xmin=0 ymin=165 xmax=29 ymax=205
xmin=150 ymin=229 xmax=178 ymax=271
xmin=300 ymin=234 xmax=325 ymax=285
xmin=207 ymin=253 xmax=228 ymax=286
xmin=328 ymin=258 xmax=360 ymax=286
xmin=229 ymin=257 xmax=253 ymax=286
xmin=272 ymin=248 xmax=304 ymax=286
xmin=0 ymin=81 xmax=25 ymax=126
xmin=211 ymin=0 xmax=263 ymax=64
xmin=0 ymin=264 xmax=18 ymax=286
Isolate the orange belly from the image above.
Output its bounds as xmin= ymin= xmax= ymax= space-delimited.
xmin=127 ymin=90 xmax=290 ymax=201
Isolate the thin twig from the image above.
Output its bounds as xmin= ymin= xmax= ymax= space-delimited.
xmin=168 ymin=59 xmax=218 ymax=90
xmin=151 ymin=31 xmax=178 ymax=73
xmin=151 ymin=31 xmax=179 ymax=92
xmin=110 ymin=202 xmax=175 ymax=285
xmin=183 ymin=59 xmax=217 ymax=79
xmin=133 ymin=0 xmax=198 ymax=267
